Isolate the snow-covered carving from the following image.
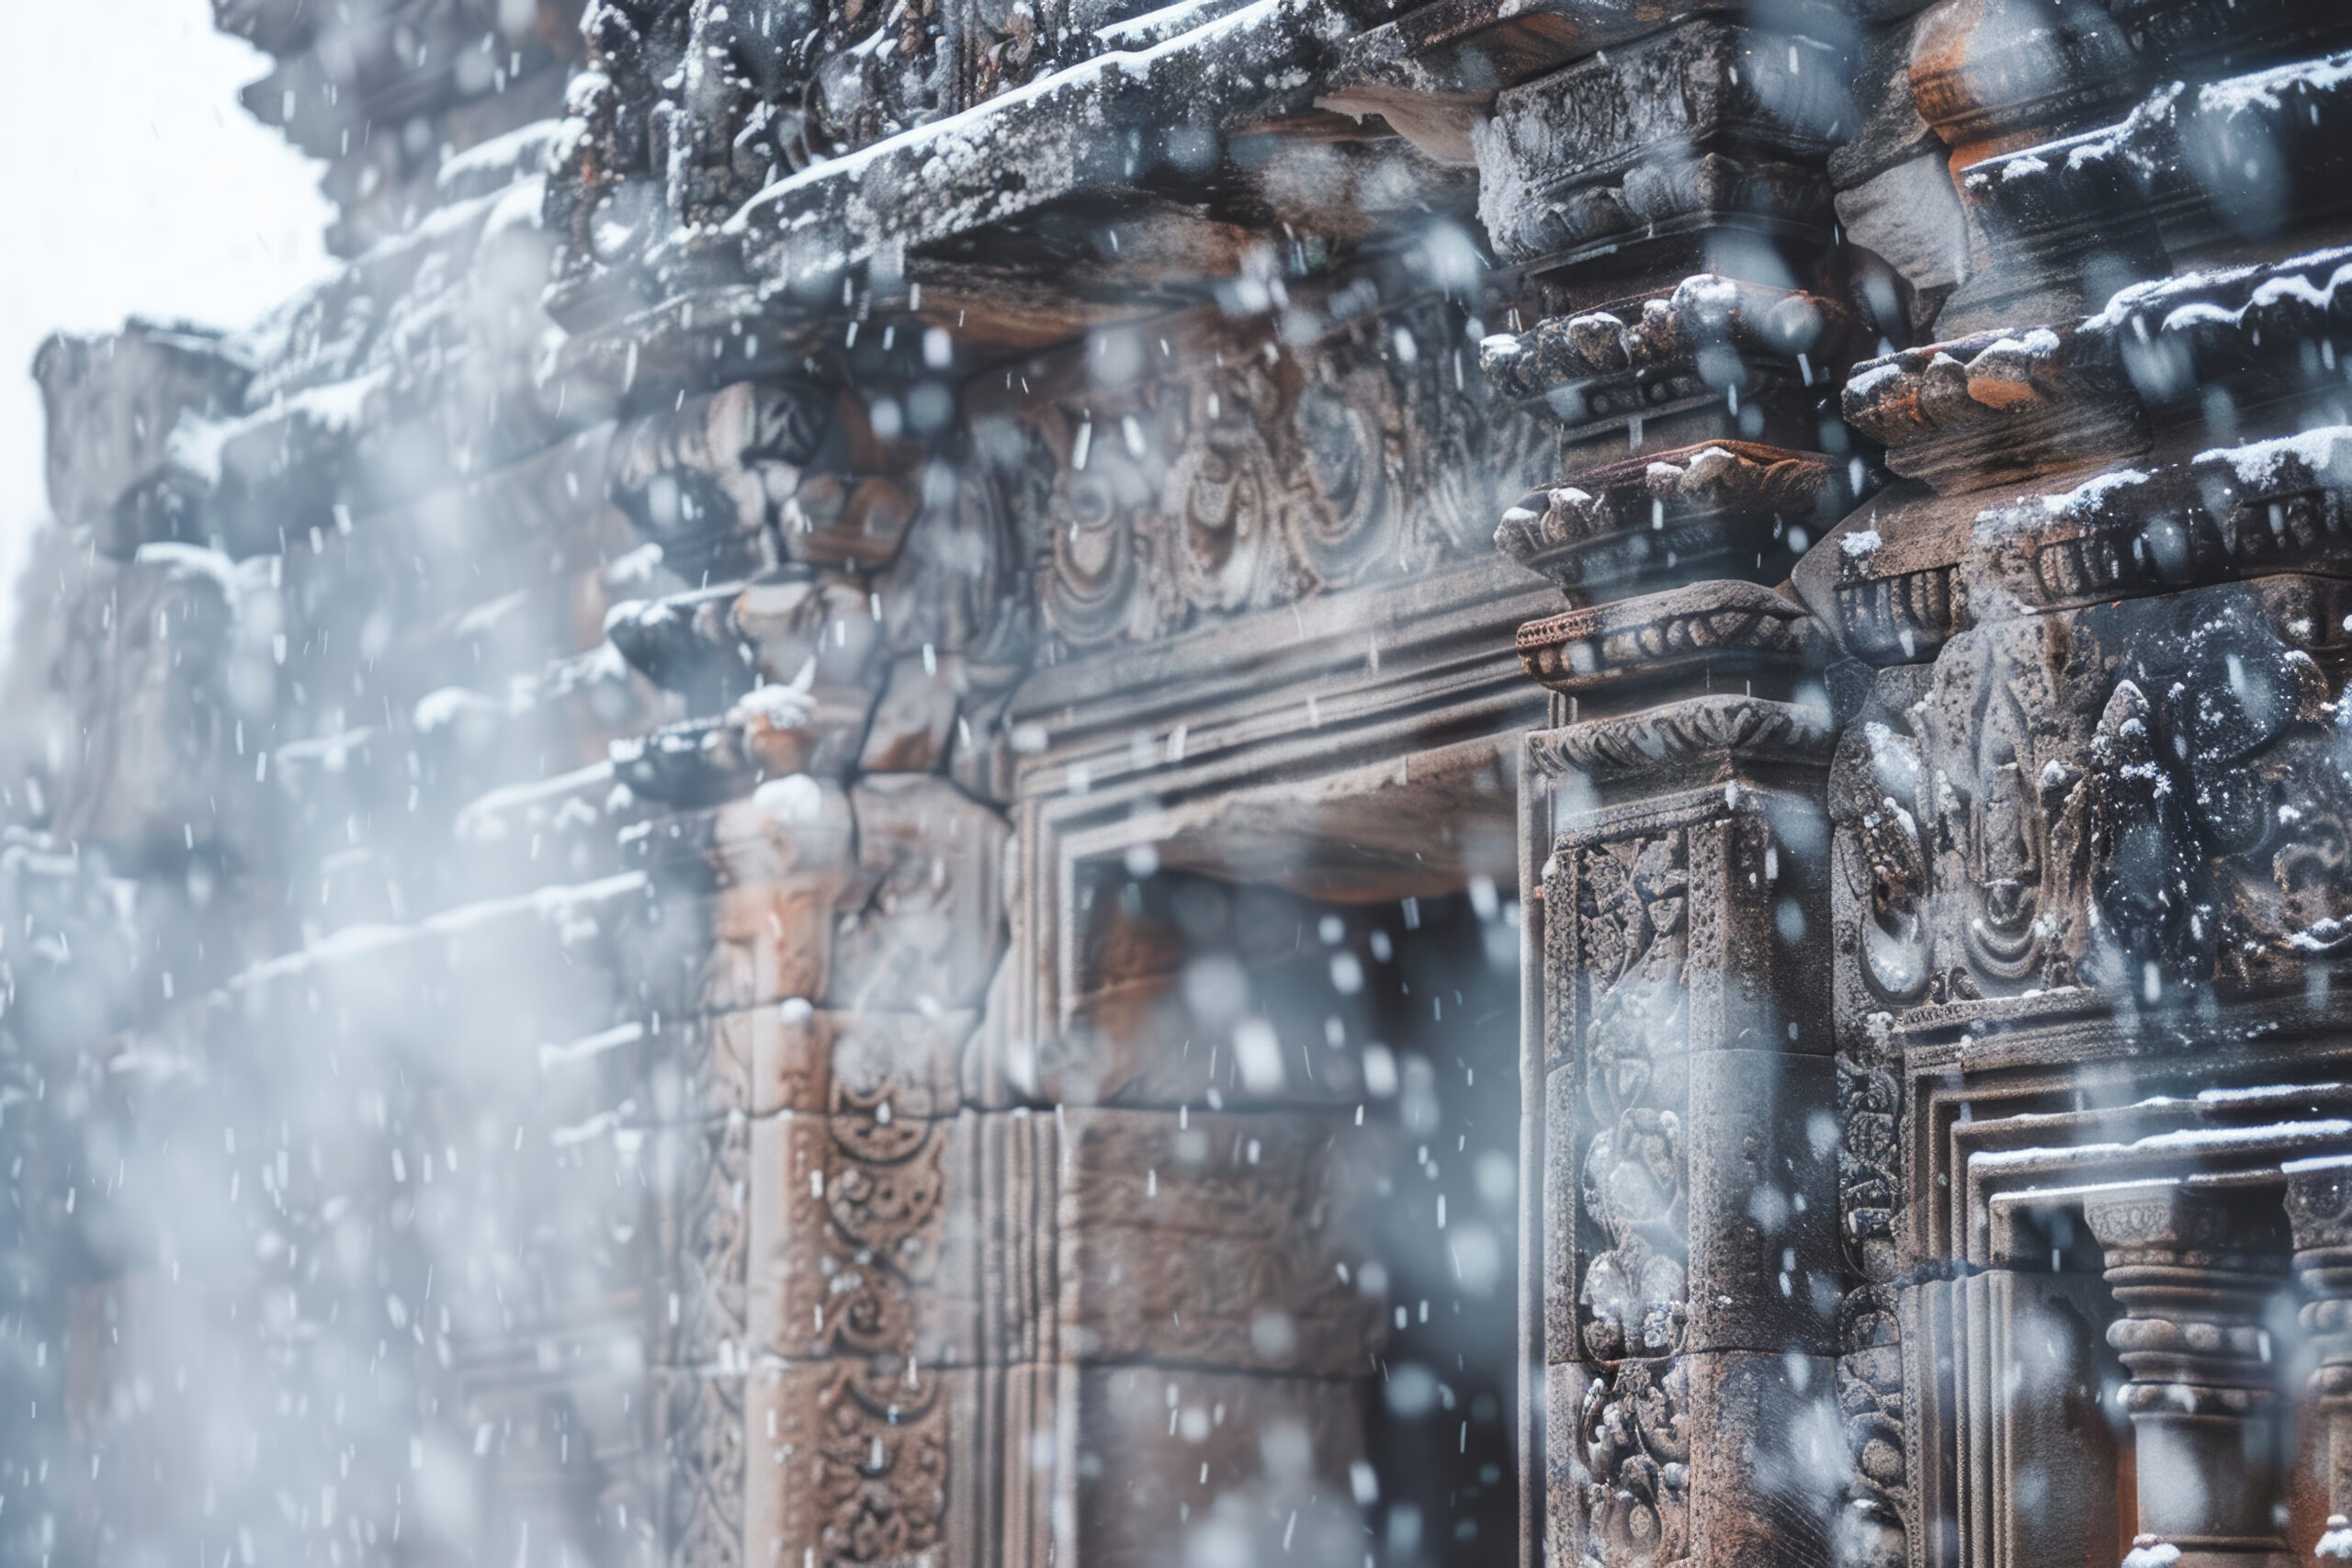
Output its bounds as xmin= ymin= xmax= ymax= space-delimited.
xmin=1835 ymin=579 xmax=2352 ymax=1017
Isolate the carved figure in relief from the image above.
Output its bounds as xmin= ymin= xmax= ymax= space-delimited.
xmin=2044 ymin=601 xmax=2351 ymax=992
xmin=1578 ymin=834 xmax=1691 ymax=1362
xmin=2057 ymin=680 xmax=2211 ymax=989
xmin=1854 ymin=587 xmax=2352 ymax=1011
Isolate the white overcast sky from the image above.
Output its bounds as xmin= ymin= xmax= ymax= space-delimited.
xmin=0 ymin=0 xmax=334 ymax=630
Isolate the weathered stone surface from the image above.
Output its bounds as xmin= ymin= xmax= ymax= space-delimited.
xmin=830 ymin=776 xmax=1010 ymax=1013
xmin=1074 ymin=1366 xmax=1372 ymax=1568
xmin=1839 ymin=323 xmax=2147 ymax=492
xmin=1908 ymin=0 xmax=2140 ymax=152
xmin=32 ymin=323 xmax=250 ymax=552
xmin=1473 ymin=21 xmax=1853 ymax=266
xmin=1832 ymin=152 xmax=1971 ymax=314
xmin=1497 ymin=441 xmax=1857 ymax=596
xmin=1834 ymin=576 xmax=2352 ymax=1010
xmin=47 ymin=5 xmax=2352 ymax=1568
xmin=1055 ymin=1107 xmax=1385 ymax=1372
xmin=1827 ymin=13 xmax=1942 ymax=193
xmin=743 ymin=1359 xmax=964 ymax=1568
xmin=1963 ymin=46 xmax=2352 ymax=259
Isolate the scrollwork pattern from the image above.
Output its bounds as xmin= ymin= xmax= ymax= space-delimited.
xmin=1035 ymin=303 xmax=1544 ymax=650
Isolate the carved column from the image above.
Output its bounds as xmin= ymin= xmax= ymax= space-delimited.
xmin=1473 ymin=14 xmax=1875 ymax=1568
xmin=2085 ymin=1185 xmax=2293 ymax=1568
xmin=1486 ymin=269 xmax=1858 ymax=1568
xmin=1527 ymin=697 xmax=1842 ymax=1568
xmin=2287 ymin=1158 xmax=2352 ymax=1529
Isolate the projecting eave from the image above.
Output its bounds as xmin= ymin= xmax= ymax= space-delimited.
xmin=700 ymin=0 xmax=1475 ymax=345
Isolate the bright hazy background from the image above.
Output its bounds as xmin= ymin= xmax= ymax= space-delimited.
xmin=0 ymin=1 xmax=334 ymax=639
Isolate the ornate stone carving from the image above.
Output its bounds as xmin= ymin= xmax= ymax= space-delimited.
xmin=606 ymin=379 xmax=858 ymax=581
xmin=1513 ymin=581 xmax=1819 ymax=698
xmin=1839 ymin=325 xmax=2147 ymax=493
xmin=1479 ymin=276 xmax=1860 ymax=446
xmin=1497 ymin=442 xmax=1858 ymax=596
xmin=1834 ymin=578 xmax=2352 ymax=1015
xmin=1574 ymin=829 xmax=1692 ymax=1365
xmin=1527 ymin=694 xmax=1838 ymax=778
xmin=1031 ymin=304 xmax=1544 ymax=651
xmin=1577 ymin=1356 xmax=1690 ymax=1568
xmin=752 ymin=1360 xmax=950 ymax=1568
xmin=1472 ymin=21 xmax=1853 ymax=265
xmin=664 ymin=1365 xmax=752 ymax=1568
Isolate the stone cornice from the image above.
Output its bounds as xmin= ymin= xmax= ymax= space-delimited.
xmin=1514 ymin=579 xmax=1817 ymax=695
xmin=1526 ymin=692 xmax=1836 ymax=781
xmin=1496 ymin=440 xmax=1855 ymax=595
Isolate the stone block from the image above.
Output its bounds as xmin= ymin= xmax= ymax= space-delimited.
xmin=1830 ymin=576 xmax=2352 ymax=1019
xmin=695 ymin=882 xmax=843 ymax=1017
xmin=1075 ymin=1365 xmax=1371 ymax=1568
xmin=859 ymin=652 xmax=963 ymax=774
xmin=831 ymin=777 xmax=1011 ymax=1013
xmin=653 ymin=1363 xmax=751 ymax=1568
xmin=1475 ymin=20 xmax=1853 ymax=264
xmin=33 ymin=323 xmax=248 ymax=553
xmin=48 ymin=555 xmax=243 ymax=857
xmin=1056 ymin=1107 xmax=1386 ymax=1374
xmin=1908 ymin=0 xmax=2139 ymax=152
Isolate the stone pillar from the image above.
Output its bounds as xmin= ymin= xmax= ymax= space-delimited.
xmin=1527 ymin=693 xmax=1842 ymax=1568
xmin=2085 ymin=1185 xmax=2293 ymax=1568
xmin=2287 ymin=1158 xmax=2352 ymax=1529
xmin=1472 ymin=17 xmax=1873 ymax=1564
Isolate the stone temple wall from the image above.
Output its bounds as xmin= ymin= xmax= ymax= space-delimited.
xmin=15 ymin=4 xmax=2352 ymax=1568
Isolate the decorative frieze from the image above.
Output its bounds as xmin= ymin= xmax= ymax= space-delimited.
xmin=1472 ymin=21 xmax=1854 ymax=269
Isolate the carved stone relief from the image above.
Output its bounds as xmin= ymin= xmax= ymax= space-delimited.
xmin=1838 ymin=577 xmax=2352 ymax=1018
xmin=1029 ymin=303 xmax=1548 ymax=652
xmin=1572 ymin=830 xmax=1691 ymax=1367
